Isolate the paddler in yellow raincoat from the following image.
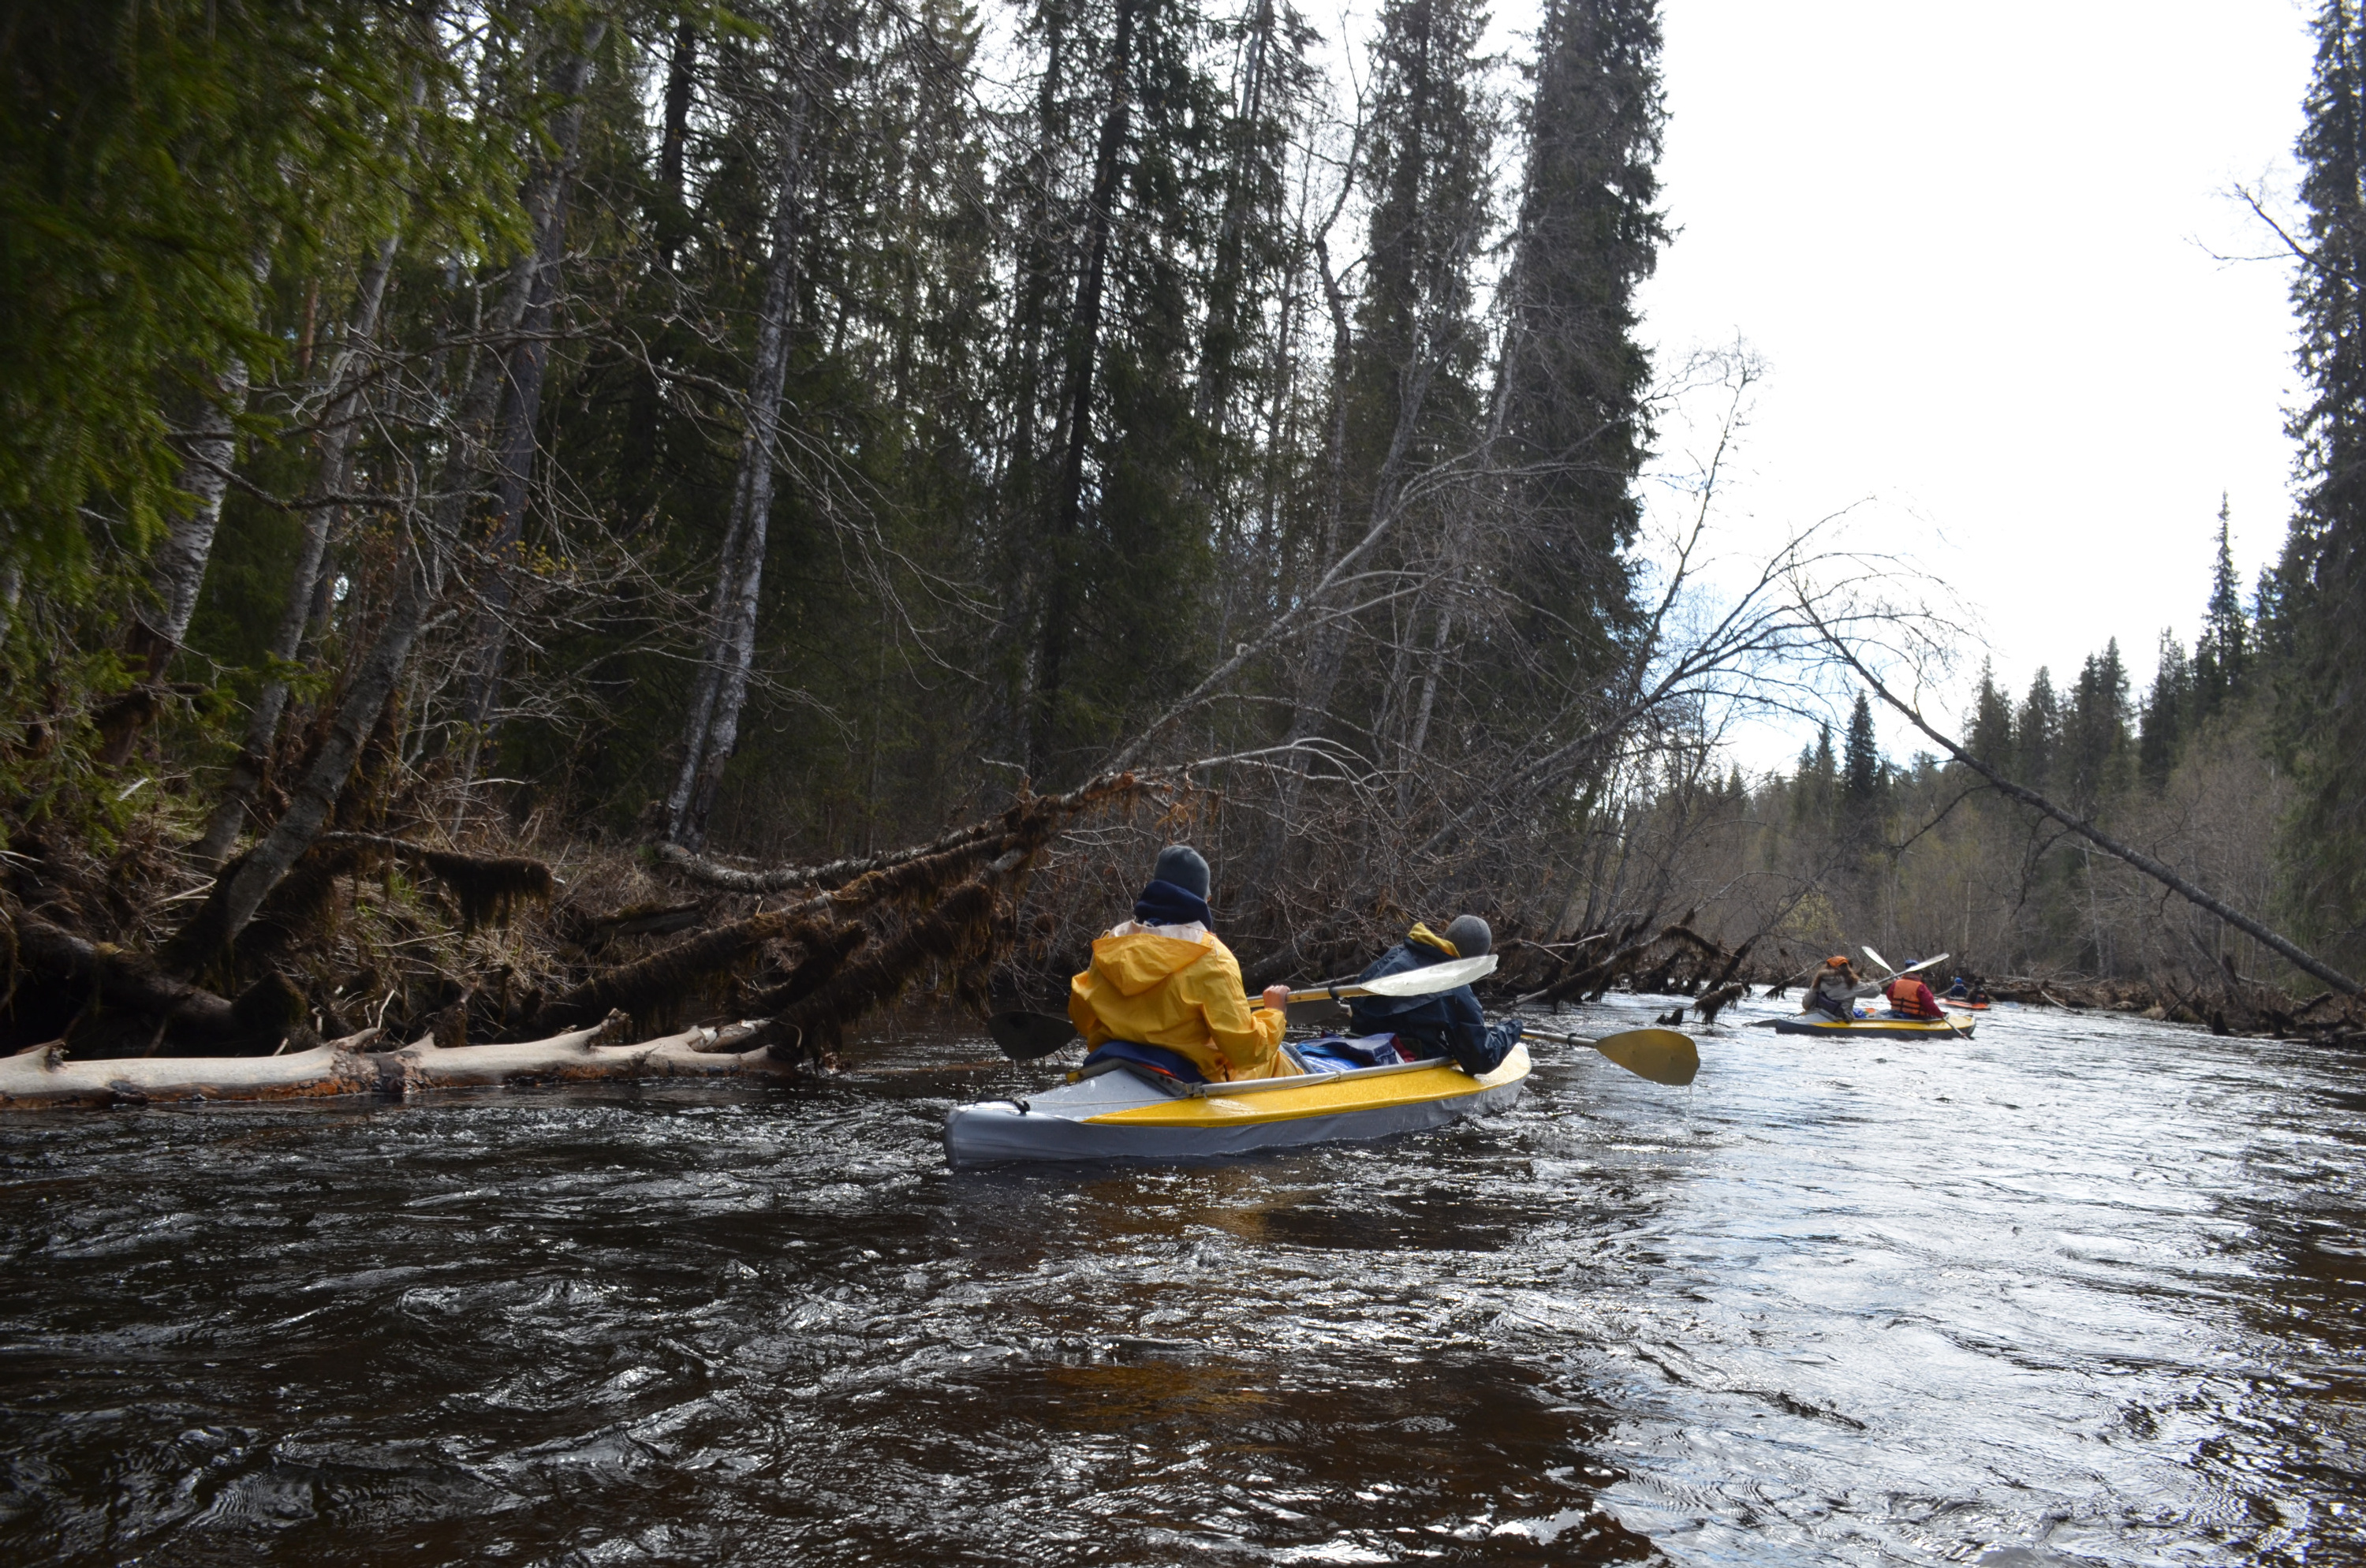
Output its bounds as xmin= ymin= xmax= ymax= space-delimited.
xmin=1068 ymin=845 xmax=1297 ymax=1084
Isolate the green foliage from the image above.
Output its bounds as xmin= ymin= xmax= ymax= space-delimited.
xmin=0 ymin=1 xmax=528 ymax=606
xmin=2138 ymin=632 xmax=2189 ymax=793
xmin=2267 ymin=0 xmax=2366 ymax=965
xmin=1965 ymin=660 xmax=2013 ymax=767
xmin=1492 ymin=0 xmax=1666 ymax=685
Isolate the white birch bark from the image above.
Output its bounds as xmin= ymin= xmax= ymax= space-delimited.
xmin=665 ymin=95 xmax=805 ymax=849
xmin=141 ymin=354 xmax=253 ymax=655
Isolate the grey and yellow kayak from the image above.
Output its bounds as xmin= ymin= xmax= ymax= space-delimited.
xmin=1765 ymin=1014 xmax=1973 ymax=1040
xmin=942 ymin=1043 xmax=1532 ymax=1167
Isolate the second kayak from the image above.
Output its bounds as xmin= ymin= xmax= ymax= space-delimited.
xmin=1766 ymin=1014 xmax=1974 ymax=1040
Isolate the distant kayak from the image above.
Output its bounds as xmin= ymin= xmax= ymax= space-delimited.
xmin=944 ymin=1043 xmax=1532 ymax=1166
xmin=1766 ymin=1014 xmax=1972 ymax=1040
xmin=1942 ymin=999 xmax=1990 ymax=1012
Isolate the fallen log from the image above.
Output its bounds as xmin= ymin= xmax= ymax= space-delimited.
xmin=0 ymin=1020 xmax=782 ymax=1110
xmin=11 ymin=913 xmax=309 ymax=1051
xmin=13 ymin=914 xmax=237 ymax=1037
xmin=658 ymin=770 xmax=1141 ymax=893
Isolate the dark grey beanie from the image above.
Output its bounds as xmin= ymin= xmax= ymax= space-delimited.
xmin=1151 ymin=844 xmax=1211 ymax=900
xmin=1442 ymin=914 xmax=1492 ymax=958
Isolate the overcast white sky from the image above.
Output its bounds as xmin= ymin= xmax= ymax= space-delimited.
xmin=1619 ymin=0 xmax=2319 ymax=766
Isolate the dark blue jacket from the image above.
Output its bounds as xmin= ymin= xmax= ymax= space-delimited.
xmin=1347 ymin=941 xmax=1521 ymax=1074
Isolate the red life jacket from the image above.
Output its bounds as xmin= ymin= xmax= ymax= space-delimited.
xmin=1884 ymin=976 xmax=1942 ymax=1019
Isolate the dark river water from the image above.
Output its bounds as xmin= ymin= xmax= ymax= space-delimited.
xmin=1 ymin=995 xmax=2360 ymax=1566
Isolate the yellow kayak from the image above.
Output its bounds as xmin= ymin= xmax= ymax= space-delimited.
xmin=1767 ymin=1014 xmax=1973 ymax=1040
xmin=942 ymin=1043 xmax=1532 ymax=1166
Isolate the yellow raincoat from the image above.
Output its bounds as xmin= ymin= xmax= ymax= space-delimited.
xmin=1069 ymin=929 xmax=1292 ymax=1082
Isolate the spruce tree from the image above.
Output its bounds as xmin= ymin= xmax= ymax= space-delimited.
xmin=1965 ymin=660 xmax=2014 ymax=765
xmin=1491 ymin=0 xmax=1666 ymax=686
xmin=1793 ymin=723 xmax=1836 ymax=827
xmin=2193 ymin=496 xmax=2249 ymax=719
xmin=2278 ymin=0 xmax=2366 ymax=958
xmin=1343 ymin=0 xmax=1495 ymax=498
xmin=2015 ymin=667 xmax=2059 ymax=794
xmin=2138 ymin=631 xmax=2192 ymax=792
xmin=1842 ymin=693 xmax=1882 ymax=805
xmin=2062 ymin=640 xmax=2133 ymax=813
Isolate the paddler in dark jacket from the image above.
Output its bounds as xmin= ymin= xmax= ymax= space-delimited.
xmin=1347 ymin=915 xmax=1522 ymax=1074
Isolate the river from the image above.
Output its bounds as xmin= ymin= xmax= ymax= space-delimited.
xmin=0 ymin=995 xmax=2359 ymax=1565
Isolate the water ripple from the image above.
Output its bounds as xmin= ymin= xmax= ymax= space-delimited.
xmin=0 ymin=997 xmax=2360 ymax=1563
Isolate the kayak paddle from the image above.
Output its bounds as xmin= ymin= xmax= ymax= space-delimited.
xmin=985 ymin=953 xmax=1502 ymax=1061
xmin=1860 ymin=946 xmax=1949 ymax=982
xmin=1521 ymin=1025 xmax=1699 ymax=1087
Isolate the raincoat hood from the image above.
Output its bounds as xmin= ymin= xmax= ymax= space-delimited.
xmin=1092 ymin=931 xmax=1215 ymax=996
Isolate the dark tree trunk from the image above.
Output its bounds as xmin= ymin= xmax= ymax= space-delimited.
xmin=1028 ymin=0 xmax=1139 ymax=775
xmin=458 ymin=40 xmax=603 ymax=780
xmin=195 ymin=233 xmax=401 ymax=867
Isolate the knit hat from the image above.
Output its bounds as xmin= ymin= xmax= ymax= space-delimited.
xmin=1442 ymin=914 xmax=1492 ymax=958
xmin=1151 ymin=845 xmax=1211 ymax=900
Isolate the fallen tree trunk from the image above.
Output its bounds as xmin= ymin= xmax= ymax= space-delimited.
xmin=0 ymin=1021 xmax=782 ymax=1111
xmin=14 ymin=915 xmax=238 ymax=1038
xmin=12 ymin=914 xmax=308 ymax=1051
xmin=655 ymin=768 xmax=1144 ymax=893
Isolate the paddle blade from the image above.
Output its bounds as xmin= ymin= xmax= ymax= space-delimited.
xmin=987 ymin=1010 xmax=1080 ymax=1061
xmin=1861 ymin=944 xmax=1891 ymax=975
xmin=1349 ymin=953 xmax=1499 ymax=999
xmin=1901 ymin=951 xmax=1950 ymax=976
xmin=1588 ymin=1026 xmax=1699 ymax=1088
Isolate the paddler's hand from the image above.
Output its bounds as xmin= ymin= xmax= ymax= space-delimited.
xmin=1261 ymin=985 xmax=1291 ymax=1012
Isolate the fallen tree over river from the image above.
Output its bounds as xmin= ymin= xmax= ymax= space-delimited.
xmin=2 ymin=768 xmax=1155 ymax=1078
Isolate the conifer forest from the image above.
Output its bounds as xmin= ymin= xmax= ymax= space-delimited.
xmin=8 ymin=0 xmax=2366 ymax=1070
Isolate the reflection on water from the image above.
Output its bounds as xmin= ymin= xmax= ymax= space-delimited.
xmin=0 ymin=995 xmax=2360 ymax=1564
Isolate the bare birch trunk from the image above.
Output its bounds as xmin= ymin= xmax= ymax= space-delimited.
xmin=1399 ymin=600 xmax=1452 ymax=815
xmin=194 ymin=235 xmax=401 ymax=867
xmin=664 ymin=92 xmax=806 ymax=850
xmin=140 ymin=356 xmax=253 ymax=659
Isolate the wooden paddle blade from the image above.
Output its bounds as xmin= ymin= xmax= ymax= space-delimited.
xmin=1587 ymin=1026 xmax=1699 ymax=1087
xmin=987 ymin=1010 xmax=1080 ymax=1061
